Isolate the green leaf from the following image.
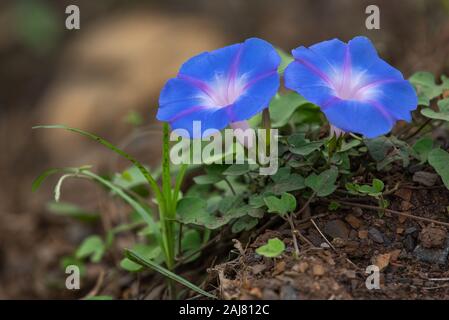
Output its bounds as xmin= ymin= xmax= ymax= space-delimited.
xmin=421 ymin=98 xmax=449 ymax=121
xmin=346 ymin=178 xmax=384 ymax=197
xmin=177 ymin=197 xmax=246 ymax=229
xmin=269 ymin=92 xmax=310 ymax=128
xmin=305 ymin=167 xmax=338 ymax=197
xmin=276 ymin=48 xmax=294 ymax=74
xmin=180 ymin=228 xmax=203 ymax=262
xmin=76 ymin=235 xmax=105 ymax=263
xmin=231 ymin=216 xmax=259 ymax=233
xmin=249 ymin=194 xmax=267 ymax=208
xmin=288 ymin=133 xmax=324 ymax=156
xmin=177 ymin=197 xmax=208 ymax=223
xmin=328 ymin=201 xmax=341 ymax=211
xmin=339 ymin=139 xmax=361 ymax=152
xmin=409 ymin=72 xmax=449 ymax=106
xmin=32 ymin=166 xmax=91 ymax=192
xmin=193 ymin=174 xmax=223 ymax=185
xmin=266 ymin=167 xmax=305 ymax=195
xmin=120 ymin=243 xmax=162 ymax=272
xmin=413 ymin=137 xmax=434 ymax=163
xmin=193 ymin=164 xmax=228 ymax=185
xmin=372 ymin=179 xmax=385 ymax=193
xmin=223 ymin=164 xmax=251 ymax=176
xmin=263 ymin=192 xmax=297 ymax=215
xmin=428 ymin=148 xmax=449 ymax=189
xmin=46 ymin=201 xmax=99 ymax=223
xmin=255 ymin=238 xmax=285 ymax=258
xmin=181 ymin=229 xmax=201 ymax=250
xmin=365 ymin=137 xmax=393 ymax=162
xmin=126 ymin=249 xmax=216 ymax=299
xmin=32 ymin=168 xmax=60 ymax=192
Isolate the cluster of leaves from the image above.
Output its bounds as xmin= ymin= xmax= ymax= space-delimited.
xmin=33 ymin=68 xmax=449 ymax=298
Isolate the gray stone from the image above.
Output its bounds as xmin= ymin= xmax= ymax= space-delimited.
xmin=404 ymin=235 xmax=416 ymax=252
xmin=280 ymin=285 xmax=298 ymax=300
xmin=368 ymin=227 xmax=384 ymax=243
xmin=412 ymin=171 xmax=439 ymax=187
xmin=413 ymin=239 xmax=449 ymax=266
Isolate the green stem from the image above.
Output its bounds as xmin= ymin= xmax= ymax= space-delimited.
xmin=262 ymin=108 xmax=271 ymax=147
xmin=160 ymin=123 xmax=177 ymax=298
xmin=223 ymin=177 xmax=237 ymax=196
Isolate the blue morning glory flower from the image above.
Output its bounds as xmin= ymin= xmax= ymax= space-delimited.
xmin=284 ymin=36 xmax=418 ymax=138
xmin=157 ymin=38 xmax=281 ymax=138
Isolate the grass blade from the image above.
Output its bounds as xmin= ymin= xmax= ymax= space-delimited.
xmin=32 ymin=168 xmax=61 ymax=192
xmin=125 ymin=249 xmax=216 ymax=299
xmin=32 ymin=125 xmax=164 ymax=205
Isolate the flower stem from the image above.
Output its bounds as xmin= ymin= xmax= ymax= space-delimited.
xmin=262 ymin=108 xmax=271 ymax=147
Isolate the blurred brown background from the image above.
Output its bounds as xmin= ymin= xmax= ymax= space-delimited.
xmin=0 ymin=0 xmax=448 ymax=299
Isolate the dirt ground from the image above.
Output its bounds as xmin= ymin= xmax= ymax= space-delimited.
xmin=212 ymin=182 xmax=449 ymax=299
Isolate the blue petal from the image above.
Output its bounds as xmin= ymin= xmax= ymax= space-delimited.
xmin=308 ymin=38 xmax=347 ymax=74
xmin=349 ymin=37 xmax=403 ymax=84
xmin=230 ymin=72 xmax=280 ymax=121
xmin=367 ymin=80 xmax=418 ymax=122
xmin=323 ymin=99 xmax=394 ymax=138
xmin=158 ymin=38 xmax=280 ymax=136
xmin=347 ymin=36 xmax=379 ymax=71
xmin=170 ymin=107 xmax=230 ymax=139
xmin=178 ymin=44 xmax=241 ymax=83
xmin=237 ymin=38 xmax=281 ymax=79
xmin=284 ymin=59 xmax=335 ymax=106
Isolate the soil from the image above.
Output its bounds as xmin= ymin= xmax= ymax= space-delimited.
xmin=210 ymin=182 xmax=449 ymax=299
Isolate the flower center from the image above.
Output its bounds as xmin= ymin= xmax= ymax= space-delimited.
xmin=203 ymin=75 xmax=246 ymax=108
xmin=331 ymin=71 xmax=373 ymax=101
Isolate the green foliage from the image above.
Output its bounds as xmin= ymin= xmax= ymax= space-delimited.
xmin=264 ymin=167 xmax=305 ymax=195
xmin=288 ymin=133 xmax=324 ymax=156
xmin=365 ymin=137 xmax=411 ymax=170
xmin=346 ymin=178 xmax=385 ymax=197
xmin=428 ymin=148 xmax=449 ymax=190
xmin=120 ymin=243 xmax=162 ymax=272
xmin=346 ymin=178 xmax=388 ymax=216
xmin=15 ymin=1 xmax=61 ymax=54
xmin=34 ymin=70 xmax=449 ymax=300
xmin=125 ymin=249 xmax=216 ymax=299
xmin=256 ymin=238 xmax=285 ymax=258
xmin=76 ymin=236 xmax=106 ymax=263
xmin=232 ymin=216 xmax=259 ymax=233
xmin=223 ymin=164 xmax=252 ymax=176
xmin=33 ymin=124 xmax=188 ymax=297
xmin=328 ymin=201 xmax=341 ymax=211
xmin=421 ymin=98 xmax=449 ymax=122
xmin=269 ymin=93 xmax=311 ymax=128
xmin=305 ymin=167 xmax=338 ymax=197
xmin=177 ymin=196 xmax=247 ymax=229
xmin=412 ymin=137 xmax=434 ymax=163
xmin=263 ymin=192 xmax=297 ymax=215
xmin=276 ymin=48 xmax=294 ymax=74
xmin=409 ymin=72 xmax=449 ymax=106
xmin=193 ymin=164 xmax=226 ymax=185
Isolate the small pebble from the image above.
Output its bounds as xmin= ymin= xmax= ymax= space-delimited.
xmin=368 ymin=227 xmax=384 ymax=244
